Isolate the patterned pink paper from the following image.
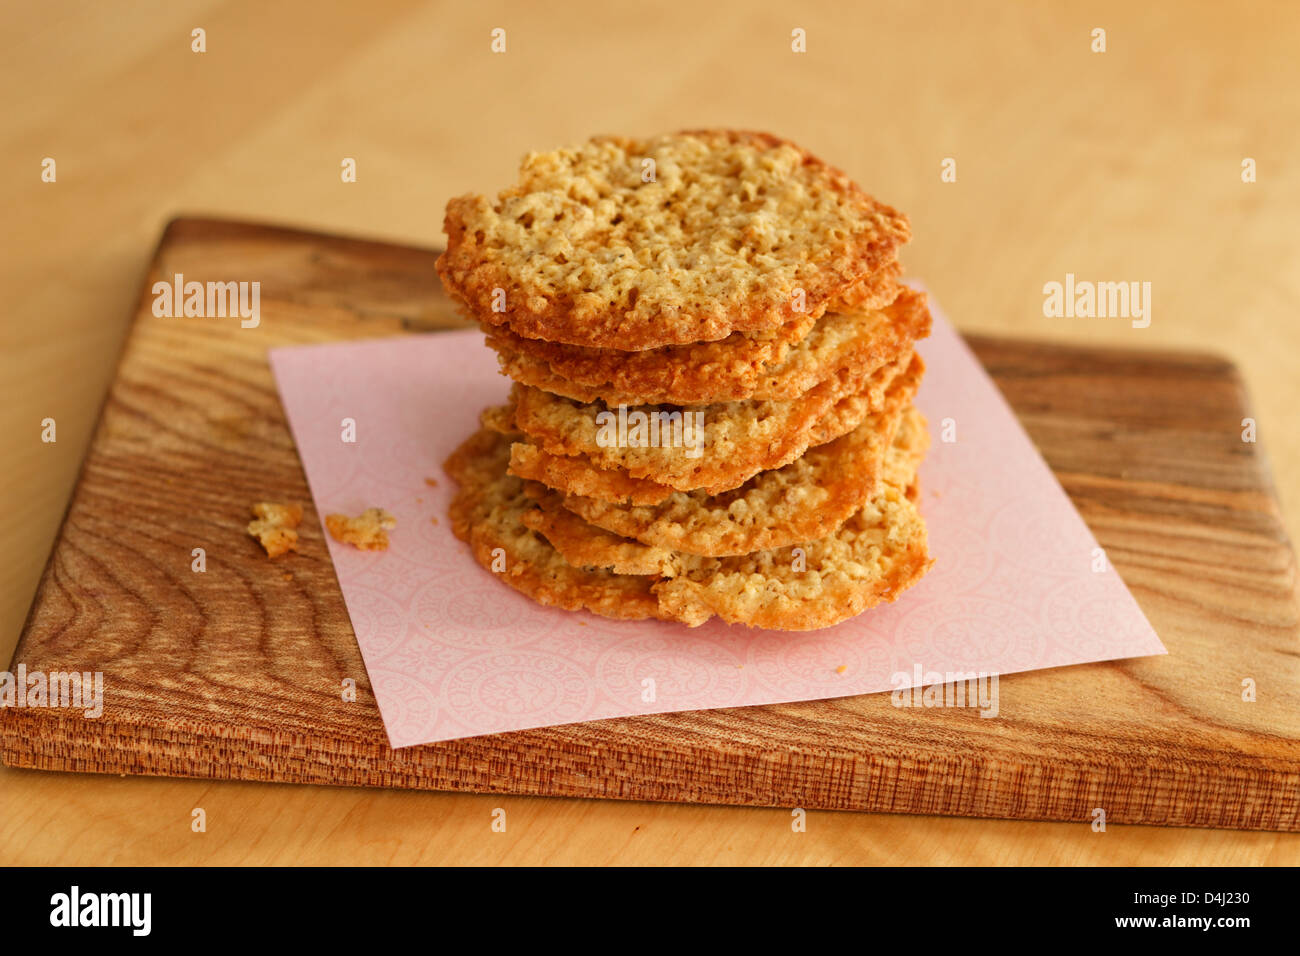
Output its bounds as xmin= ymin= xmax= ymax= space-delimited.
xmin=269 ymin=295 xmax=1165 ymax=747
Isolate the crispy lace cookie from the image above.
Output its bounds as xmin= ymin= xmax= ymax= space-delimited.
xmin=509 ymin=442 xmax=677 ymax=505
xmin=526 ymin=414 xmax=927 ymax=573
xmin=437 ymin=130 xmax=910 ymax=349
xmin=445 ymin=427 xmax=931 ymax=631
xmin=557 ymin=404 xmax=928 ymax=556
xmin=445 ymin=427 xmax=670 ymax=620
xmin=521 ymin=491 xmax=678 ymax=576
xmin=479 ymin=263 xmax=902 ymax=405
xmin=488 ymin=284 xmax=928 ymax=406
xmin=504 ymin=353 xmax=923 ymax=503
xmin=507 ymin=352 xmax=923 ymax=496
xmin=652 ymin=472 xmax=931 ymax=630
xmin=482 ymin=403 xmax=682 ymax=505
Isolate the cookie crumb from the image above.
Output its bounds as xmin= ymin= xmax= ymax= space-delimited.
xmin=430 ymin=516 xmax=439 ymax=526
xmin=248 ymin=502 xmax=303 ymax=558
xmin=836 ymin=664 xmax=848 ymax=675
xmin=424 ymin=477 xmax=439 ymax=488
xmin=326 ymin=507 xmax=397 ymax=551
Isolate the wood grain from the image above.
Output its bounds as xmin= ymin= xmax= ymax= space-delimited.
xmin=3 ymin=218 xmax=1297 ymax=831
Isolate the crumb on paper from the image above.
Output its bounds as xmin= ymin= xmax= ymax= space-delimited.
xmin=430 ymin=516 xmax=439 ymax=526
xmin=248 ymin=501 xmax=303 ymax=558
xmin=325 ymin=507 xmax=396 ymax=552
xmin=836 ymin=664 xmax=848 ymax=675
xmin=424 ymin=477 xmax=439 ymax=488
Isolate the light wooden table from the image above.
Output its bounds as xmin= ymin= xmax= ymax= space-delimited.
xmin=2 ymin=0 xmax=1297 ymax=865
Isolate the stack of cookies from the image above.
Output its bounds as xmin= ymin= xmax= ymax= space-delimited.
xmin=437 ymin=130 xmax=933 ymax=631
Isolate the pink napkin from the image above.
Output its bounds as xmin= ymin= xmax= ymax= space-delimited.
xmin=269 ymin=293 xmax=1165 ymax=747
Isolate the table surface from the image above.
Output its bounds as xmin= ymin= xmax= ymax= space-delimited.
xmin=2 ymin=0 xmax=1298 ymax=866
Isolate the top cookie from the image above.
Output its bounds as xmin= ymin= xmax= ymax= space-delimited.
xmin=437 ymin=130 xmax=911 ymax=350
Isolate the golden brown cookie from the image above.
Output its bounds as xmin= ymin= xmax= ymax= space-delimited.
xmin=444 ymin=427 xmax=671 ymax=621
xmin=507 ymin=441 xmax=678 ymax=505
xmin=524 ymin=409 xmax=927 ymax=573
xmin=652 ymin=475 xmax=931 ymax=630
xmin=507 ymin=351 xmax=922 ymax=496
xmin=558 ymin=404 xmax=928 ymax=557
xmin=520 ymin=490 xmax=678 ymax=576
xmin=437 ymin=130 xmax=910 ymax=349
xmin=488 ymin=285 xmax=929 ymax=406
xmin=444 ymin=426 xmax=932 ymax=631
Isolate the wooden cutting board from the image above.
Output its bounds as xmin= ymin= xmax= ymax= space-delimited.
xmin=4 ymin=218 xmax=1298 ymax=831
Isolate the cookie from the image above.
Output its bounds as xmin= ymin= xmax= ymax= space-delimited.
xmin=445 ymin=427 xmax=672 ymax=621
xmin=525 ymin=409 xmax=926 ymax=573
xmin=560 ymin=404 xmax=928 ymax=556
xmin=652 ymin=474 xmax=931 ymax=630
xmin=520 ymin=490 xmax=678 ymax=576
xmin=444 ymin=426 xmax=931 ymax=631
xmin=504 ymin=353 xmax=922 ymax=503
xmin=488 ymin=285 xmax=928 ymax=406
xmin=508 ymin=351 xmax=923 ymax=495
xmin=508 ymin=440 xmax=678 ymax=505
xmin=437 ymin=130 xmax=910 ymax=349
xmin=478 ymin=265 xmax=904 ymax=406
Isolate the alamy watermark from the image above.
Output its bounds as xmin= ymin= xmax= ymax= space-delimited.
xmin=1042 ymin=273 xmax=1150 ymax=329
xmin=595 ymin=406 xmax=705 ymax=458
xmin=0 ymin=665 xmax=103 ymax=718
xmin=152 ymin=273 xmax=260 ymax=328
xmin=891 ymin=665 xmax=999 ymax=718
xmin=50 ymin=886 xmax=150 ymax=936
